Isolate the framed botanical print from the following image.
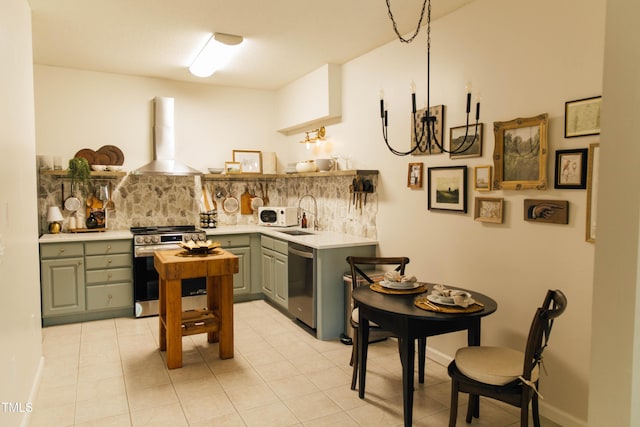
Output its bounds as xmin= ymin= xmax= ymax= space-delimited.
xmin=565 ymin=96 xmax=601 ymax=138
xmin=554 ymin=148 xmax=588 ymax=189
xmin=427 ymin=166 xmax=467 ymax=213
xmin=493 ymin=113 xmax=548 ymax=190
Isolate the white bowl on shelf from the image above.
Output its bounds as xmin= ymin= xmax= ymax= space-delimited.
xmin=91 ymin=164 xmax=108 ymax=171
xmin=208 ymin=168 xmax=224 ymax=174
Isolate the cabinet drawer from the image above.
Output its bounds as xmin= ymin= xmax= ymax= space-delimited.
xmin=40 ymin=243 xmax=84 ymax=259
xmin=218 ymin=234 xmax=251 ymax=248
xmin=273 ymin=239 xmax=288 ymax=255
xmin=261 ymin=235 xmax=274 ymax=250
xmin=85 ymin=253 xmax=132 ymax=270
xmin=86 ymin=282 xmax=133 ymax=311
xmin=86 ymin=267 xmax=132 ymax=284
xmin=85 ymin=240 xmax=132 ymax=256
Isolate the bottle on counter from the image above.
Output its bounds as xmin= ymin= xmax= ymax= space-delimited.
xmin=301 ymin=212 xmax=307 ymax=228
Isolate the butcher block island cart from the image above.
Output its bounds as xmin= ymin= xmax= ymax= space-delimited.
xmin=154 ymin=248 xmax=239 ymax=369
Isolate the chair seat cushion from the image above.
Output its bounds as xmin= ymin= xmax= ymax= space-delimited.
xmin=351 ymin=307 xmax=381 ymax=328
xmin=454 ymin=346 xmax=539 ymax=386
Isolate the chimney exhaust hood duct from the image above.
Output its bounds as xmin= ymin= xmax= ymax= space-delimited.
xmin=133 ymin=97 xmax=202 ymax=176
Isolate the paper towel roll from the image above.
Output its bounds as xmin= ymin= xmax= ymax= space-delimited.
xmin=154 ymin=97 xmax=174 ymax=128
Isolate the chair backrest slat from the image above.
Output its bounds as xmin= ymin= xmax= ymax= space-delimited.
xmin=346 ymin=256 xmax=410 ymax=292
xmin=522 ymin=289 xmax=567 ymax=379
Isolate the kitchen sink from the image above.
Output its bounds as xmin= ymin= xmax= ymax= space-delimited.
xmin=279 ymin=229 xmax=313 ymax=236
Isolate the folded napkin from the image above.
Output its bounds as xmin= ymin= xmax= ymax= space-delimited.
xmin=384 ymin=270 xmax=417 ymax=283
xmin=431 ymin=284 xmax=473 ymax=308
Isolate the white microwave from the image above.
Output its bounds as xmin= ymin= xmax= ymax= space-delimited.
xmin=258 ymin=207 xmax=299 ymax=227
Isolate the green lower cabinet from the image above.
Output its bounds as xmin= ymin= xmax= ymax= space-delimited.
xmin=40 ymin=239 xmax=134 ymax=326
xmin=261 ymin=235 xmax=288 ymax=309
xmin=226 ymin=246 xmax=251 ymax=295
xmin=40 ymin=257 xmax=85 ymax=317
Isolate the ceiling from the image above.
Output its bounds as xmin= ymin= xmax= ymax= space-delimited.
xmin=28 ymin=0 xmax=474 ymax=91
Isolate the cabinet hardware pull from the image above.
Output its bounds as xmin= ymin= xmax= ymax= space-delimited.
xmin=59 ymin=248 xmax=65 ymax=253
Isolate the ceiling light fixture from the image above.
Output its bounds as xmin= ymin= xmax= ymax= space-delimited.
xmin=380 ymin=0 xmax=481 ymax=156
xmin=189 ymin=32 xmax=244 ymax=78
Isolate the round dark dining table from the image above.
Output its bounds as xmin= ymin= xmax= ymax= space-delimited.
xmin=352 ymin=283 xmax=498 ymax=427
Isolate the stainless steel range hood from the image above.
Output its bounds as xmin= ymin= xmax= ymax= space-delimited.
xmin=133 ymin=97 xmax=202 ymax=176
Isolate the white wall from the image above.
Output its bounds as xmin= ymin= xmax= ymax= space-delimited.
xmin=588 ymin=0 xmax=640 ymax=425
xmin=284 ymin=0 xmax=605 ymax=424
xmin=34 ymin=66 xmax=286 ymax=173
xmin=0 ymin=1 xmax=44 ymax=426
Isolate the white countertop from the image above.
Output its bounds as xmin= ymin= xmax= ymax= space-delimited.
xmin=39 ymin=230 xmax=133 ymax=243
xmin=39 ymin=226 xmax=377 ymax=250
xmin=205 ymin=225 xmax=377 ymax=250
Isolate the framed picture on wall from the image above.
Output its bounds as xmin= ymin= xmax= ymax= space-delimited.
xmin=586 ymin=142 xmax=600 ymax=242
xmin=493 ymin=113 xmax=548 ymax=190
xmin=449 ymin=123 xmax=483 ymax=159
xmin=565 ymin=96 xmax=602 ymax=138
xmin=474 ymin=197 xmax=504 ymax=223
xmin=427 ymin=165 xmax=467 ymax=213
xmin=474 ymin=165 xmax=492 ymax=191
xmin=554 ymin=148 xmax=588 ymax=189
xmin=408 ymin=162 xmax=423 ymax=188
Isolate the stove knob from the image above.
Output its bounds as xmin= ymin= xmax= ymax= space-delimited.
xmin=191 ymin=233 xmax=200 ymax=241
xmin=144 ymin=236 xmax=151 ymax=244
xmin=197 ymin=234 xmax=205 ymax=241
xmin=151 ymin=235 xmax=160 ymax=244
xmin=135 ymin=236 xmax=144 ymax=244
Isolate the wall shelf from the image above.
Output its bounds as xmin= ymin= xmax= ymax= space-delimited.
xmin=40 ymin=170 xmax=127 ymax=179
xmin=202 ymin=170 xmax=378 ymax=181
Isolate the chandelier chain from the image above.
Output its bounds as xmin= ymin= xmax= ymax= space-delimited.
xmin=385 ymin=0 xmax=428 ymax=44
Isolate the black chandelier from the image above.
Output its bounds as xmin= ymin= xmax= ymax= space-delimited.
xmin=380 ymin=0 xmax=481 ymax=156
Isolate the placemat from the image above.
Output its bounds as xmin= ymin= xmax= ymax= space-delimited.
xmin=414 ymin=296 xmax=484 ymax=313
xmin=370 ymin=282 xmax=429 ymax=295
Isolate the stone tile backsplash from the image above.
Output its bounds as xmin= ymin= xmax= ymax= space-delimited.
xmin=38 ymin=172 xmax=378 ymax=239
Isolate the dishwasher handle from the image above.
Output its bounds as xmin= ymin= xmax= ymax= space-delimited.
xmin=288 ymin=245 xmax=313 ymax=259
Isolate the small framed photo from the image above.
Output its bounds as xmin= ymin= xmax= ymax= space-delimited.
xmin=554 ymin=148 xmax=588 ymax=189
xmin=474 ymin=197 xmax=504 ymax=223
xmin=232 ymin=150 xmax=262 ymax=173
xmin=224 ymin=162 xmax=241 ymax=174
xmin=524 ymin=199 xmax=569 ymax=224
xmin=474 ymin=165 xmax=492 ymax=191
xmin=493 ymin=113 xmax=548 ymax=190
xmin=407 ymin=162 xmax=423 ymax=188
xmin=565 ymin=96 xmax=602 ymax=138
xmin=427 ymin=165 xmax=467 ymax=213
xmin=449 ymin=123 xmax=483 ymax=159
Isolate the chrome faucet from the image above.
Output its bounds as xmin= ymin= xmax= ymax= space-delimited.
xmin=298 ymin=194 xmax=319 ymax=230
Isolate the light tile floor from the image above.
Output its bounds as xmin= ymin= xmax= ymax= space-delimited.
xmin=32 ymin=300 xmax=560 ymax=426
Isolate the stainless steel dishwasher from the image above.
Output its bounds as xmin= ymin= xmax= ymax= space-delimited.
xmin=288 ymin=242 xmax=316 ymax=328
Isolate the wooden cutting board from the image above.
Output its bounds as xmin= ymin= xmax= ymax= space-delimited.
xmin=240 ymin=188 xmax=252 ymax=215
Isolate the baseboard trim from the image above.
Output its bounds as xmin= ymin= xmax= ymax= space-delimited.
xmin=423 ymin=345 xmax=586 ymax=427
xmin=20 ymin=355 xmax=44 ymax=427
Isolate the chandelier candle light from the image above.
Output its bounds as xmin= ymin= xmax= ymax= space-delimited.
xmin=380 ymin=0 xmax=481 ymax=156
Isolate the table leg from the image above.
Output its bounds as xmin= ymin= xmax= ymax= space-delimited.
xmin=357 ymin=314 xmax=370 ymax=399
xmin=218 ymin=274 xmax=234 ymax=359
xmin=206 ymin=276 xmax=220 ymax=344
xmin=158 ymin=277 xmax=167 ymax=351
xmin=165 ymin=278 xmax=182 ymax=369
xmin=399 ymin=337 xmax=415 ymax=427
xmin=468 ymin=318 xmax=481 ymax=419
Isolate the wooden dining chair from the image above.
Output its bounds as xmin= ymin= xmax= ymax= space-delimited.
xmin=345 ymin=256 xmax=427 ymax=390
xmin=447 ymin=289 xmax=567 ymax=427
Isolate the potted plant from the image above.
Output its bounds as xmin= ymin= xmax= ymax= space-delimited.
xmin=67 ymin=157 xmax=91 ymax=196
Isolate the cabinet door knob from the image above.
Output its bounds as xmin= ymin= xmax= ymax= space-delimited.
xmin=107 ymin=245 xmax=112 ymax=251
xmin=59 ymin=248 xmax=65 ymax=253
xmin=107 ymin=259 xmax=113 ymax=264
xmin=107 ymin=273 xmax=112 ymax=279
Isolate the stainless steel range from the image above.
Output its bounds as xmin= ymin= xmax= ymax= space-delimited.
xmin=131 ymin=225 xmax=207 ymax=317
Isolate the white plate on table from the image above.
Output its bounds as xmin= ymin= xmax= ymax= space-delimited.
xmin=427 ymin=294 xmax=475 ymax=307
xmin=380 ymin=280 xmax=420 ymax=290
